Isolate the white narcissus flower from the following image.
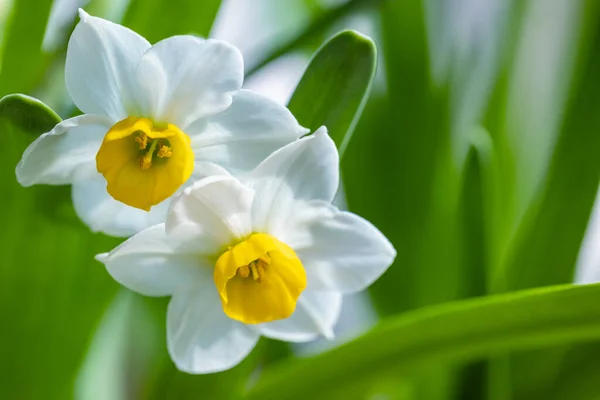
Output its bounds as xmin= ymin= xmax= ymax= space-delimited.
xmin=96 ymin=128 xmax=396 ymax=373
xmin=16 ymin=9 xmax=307 ymax=237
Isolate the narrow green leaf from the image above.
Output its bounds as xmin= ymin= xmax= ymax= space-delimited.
xmin=122 ymin=0 xmax=222 ymax=43
xmin=459 ymin=127 xmax=496 ymax=298
xmin=0 ymin=0 xmax=53 ymax=95
xmin=450 ymin=129 xmax=496 ymax=400
xmin=287 ymin=30 xmax=376 ymax=155
xmin=0 ymin=95 xmax=120 ymax=399
xmin=341 ymin=1 xmax=474 ymax=397
xmin=244 ymin=283 xmax=600 ymax=400
xmin=493 ymin=1 xmax=600 ymax=397
xmin=500 ymin=0 xmax=600 ymax=294
xmin=360 ymin=0 xmax=456 ymax=314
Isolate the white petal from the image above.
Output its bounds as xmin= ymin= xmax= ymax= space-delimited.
xmin=133 ymin=36 xmax=243 ymax=128
xmin=190 ymin=161 xmax=232 ymax=182
xmin=284 ymin=201 xmax=396 ymax=293
xmin=72 ymin=174 xmax=171 ymax=237
xmin=165 ymin=176 xmax=254 ymax=249
xmin=258 ymin=291 xmax=342 ymax=342
xmin=189 ymin=90 xmax=308 ymax=174
xmin=167 ymin=284 xmax=260 ymax=373
xmin=16 ymin=114 xmax=111 ymax=186
xmin=66 ymin=10 xmax=150 ymax=120
xmin=249 ymin=128 xmax=339 ymax=235
xmin=97 ymin=224 xmax=212 ymax=297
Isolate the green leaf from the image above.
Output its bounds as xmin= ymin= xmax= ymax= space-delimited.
xmin=341 ymin=1 xmax=482 ymax=397
xmin=0 ymin=94 xmax=61 ymax=132
xmin=122 ymin=0 xmax=222 ymax=43
xmin=460 ymin=127 xmax=497 ymax=297
xmin=244 ymin=283 xmax=600 ymax=400
xmin=449 ymin=129 xmax=495 ymax=400
xmin=0 ymin=0 xmax=53 ymax=96
xmin=287 ymin=30 xmax=376 ymax=156
xmin=499 ymin=0 xmax=600 ymax=295
xmin=488 ymin=1 xmax=600 ymax=397
xmin=0 ymin=95 xmax=120 ymax=399
xmin=359 ymin=0 xmax=456 ymax=315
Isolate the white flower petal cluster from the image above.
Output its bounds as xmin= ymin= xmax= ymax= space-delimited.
xmin=16 ymin=10 xmax=306 ymax=237
xmin=98 ymin=129 xmax=396 ymax=373
xmin=14 ymin=10 xmax=396 ymax=374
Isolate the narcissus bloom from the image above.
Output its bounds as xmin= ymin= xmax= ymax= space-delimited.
xmin=16 ymin=9 xmax=306 ymax=237
xmin=97 ymin=129 xmax=396 ymax=373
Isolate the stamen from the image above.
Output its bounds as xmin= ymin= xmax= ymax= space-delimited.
xmin=250 ymin=262 xmax=260 ymax=280
xmin=235 ymin=254 xmax=271 ymax=282
xmin=258 ymin=255 xmax=271 ymax=265
xmin=134 ymin=133 xmax=148 ymax=150
xmin=237 ymin=264 xmax=250 ymax=278
xmin=140 ymin=139 xmax=159 ymax=170
xmin=157 ymin=144 xmax=173 ymax=158
xmin=239 ymin=256 xmax=270 ymax=282
xmin=256 ymin=263 xmax=266 ymax=281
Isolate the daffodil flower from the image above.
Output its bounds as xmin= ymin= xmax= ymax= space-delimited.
xmin=96 ymin=129 xmax=396 ymax=373
xmin=16 ymin=9 xmax=307 ymax=237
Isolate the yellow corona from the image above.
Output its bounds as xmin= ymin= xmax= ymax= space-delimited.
xmin=96 ymin=117 xmax=194 ymax=211
xmin=214 ymin=233 xmax=307 ymax=324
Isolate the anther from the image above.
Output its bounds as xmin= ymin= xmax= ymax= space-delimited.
xmin=237 ymin=265 xmax=250 ymax=278
xmin=157 ymin=145 xmax=173 ymax=158
xmin=258 ymin=255 xmax=271 ymax=265
xmin=139 ymin=139 xmax=159 ymax=169
xmin=238 ymin=255 xmax=270 ymax=282
xmin=140 ymin=154 xmax=153 ymax=169
xmin=135 ymin=133 xmax=148 ymax=150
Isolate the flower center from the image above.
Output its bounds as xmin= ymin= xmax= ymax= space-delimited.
xmin=96 ymin=117 xmax=194 ymax=211
xmin=214 ymin=233 xmax=307 ymax=324
xmin=236 ymin=254 xmax=270 ymax=281
xmin=136 ymin=133 xmax=173 ymax=170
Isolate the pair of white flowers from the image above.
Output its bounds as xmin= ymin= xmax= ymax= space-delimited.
xmin=16 ymin=10 xmax=396 ymax=373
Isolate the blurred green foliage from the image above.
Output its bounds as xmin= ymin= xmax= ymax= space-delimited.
xmin=0 ymin=95 xmax=121 ymax=398
xmin=2 ymin=0 xmax=600 ymax=399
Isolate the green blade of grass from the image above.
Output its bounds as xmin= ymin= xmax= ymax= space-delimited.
xmin=244 ymin=283 xmax=600 ymax=400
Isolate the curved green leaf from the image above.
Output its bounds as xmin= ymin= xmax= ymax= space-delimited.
xmin=287 ymin=30 xmax=376 ymax=156
xmin=244 ymin=283 xmax=600 ymax=399
xmin=0 ymin=94 xmax=61 ymax=132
